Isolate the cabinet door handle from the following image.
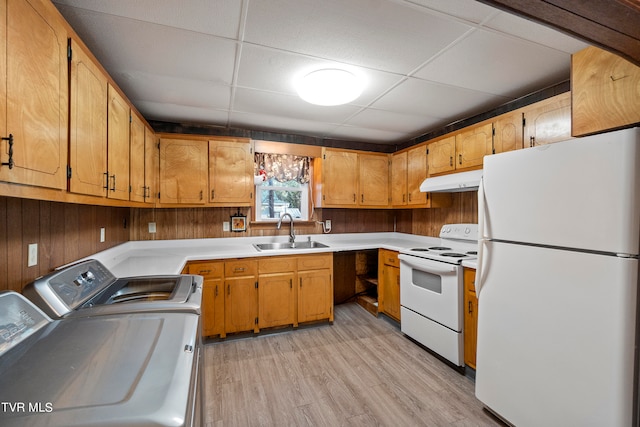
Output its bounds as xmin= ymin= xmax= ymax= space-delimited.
xmin=353 ymin=194 xmax=356 ymax=202
xmin=211 ymin=189 xmax=215 ymax=199
xmin=408 ymin=193 xmax=412 ymax=202
xmin=1 ymin=134 xmax=14 ymax=169
xmin=361 ymin=194 xmax=364 ymax=203
xmin=402 ymin=194 xmax=405 ymax=203
xmin=200 ymin=190 xmax=203 ymax=200
xmin=103 ymin=172 xmax=109 ymax=190
xmin=468 ymin=300 xmax=473 ymax=314
xmin=110 ymin=174 xmax=116 ymax=192
xmin=234 ymin=267 xmax=245 ymax=273
xmin=198 ymin=269 xmax=211 ymax=274
xmin=449 ymin=156 xmax=453 ymax=166
xmin=458 ymin=154 xmax=462 ymax=165
xmin=290 ymin=278 xmax=292 ymax=289
xmin=530 ymin=136 xmax=535 ymax=147
xmin=215 ymin=284 xmax=218 ymax=297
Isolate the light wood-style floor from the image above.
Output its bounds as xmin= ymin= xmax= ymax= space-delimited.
xmin=204 ymin=303 xmax=504 ymax=426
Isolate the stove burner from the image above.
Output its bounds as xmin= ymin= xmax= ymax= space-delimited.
xmin=410 ymin=248 xmax=430 ymax=252
xmin=428 ymin=246 xmax=451 ymax=251
xmin=466 ymin=251 xmax=477 ymax=255
xmin=441 ymin=252 xmax=466 ymax=258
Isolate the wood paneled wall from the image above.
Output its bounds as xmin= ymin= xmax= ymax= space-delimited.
xmin=129 ymin=207 xmax=397 ymax=240
xmin=0 ymin=192 xmax=477 ymax=292
xmin=410 ymin=192 xmax=479 ymax=236
xmin=0 ymin=196 xmax=129 ymax=292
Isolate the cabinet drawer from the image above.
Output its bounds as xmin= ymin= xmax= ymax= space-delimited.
xmin=297 ymin=254 xmax=332 ymax=271
xmin=186 ymin=261 xmax=224 ymax=278
xmin=225 ymin=259 xmax=257 ymax=277
xmin=379 ymin=249 xmax=400 ymax=268
xmin=259 ymin=256 xmax=296 ymax=274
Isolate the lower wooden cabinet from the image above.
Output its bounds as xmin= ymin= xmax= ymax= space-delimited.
xmin=378 ymin=249 xmax=400 ymax=321
xmin=184 ymin=253 xmax=333 ymax=337
xmin=463 ymin=268 xmax=478 ymax=369
xmin=258 ymin=257 xmax=296 ymax=329
xmin=183 ymin=261 xmax=225 ymax=338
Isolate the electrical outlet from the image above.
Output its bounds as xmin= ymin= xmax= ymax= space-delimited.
xmin=100 ymin=227 xmax=105 ymax=242
xmin=223 ymin=221 xmax=230 ymax=232
xmin=28 ymin=243 xmax=38 ymax=267
xmin=325 ymin=220 xmax=331 ymax=229
xmin=148 ymin=222 xmax=157 ymax=233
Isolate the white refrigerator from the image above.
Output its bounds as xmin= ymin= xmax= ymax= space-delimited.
xmin=475 ymin=127 xmax=640 ymax=426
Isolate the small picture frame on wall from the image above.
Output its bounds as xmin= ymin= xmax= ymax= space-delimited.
xmin=231 ymin=211 xmax=246 ymax=232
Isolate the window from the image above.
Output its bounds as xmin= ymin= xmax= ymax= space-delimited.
xmin=256 ymin=179 xmax=309 ymax=221
xmin=254 ymin=153 xmax=311 ymax=222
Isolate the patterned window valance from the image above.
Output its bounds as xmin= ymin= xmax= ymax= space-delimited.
xmin=254 ymin=153 xmax=311 ymax=184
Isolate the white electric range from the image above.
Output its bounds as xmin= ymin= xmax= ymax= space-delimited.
xmin=398 ymin=224 xmax=478 ymax=366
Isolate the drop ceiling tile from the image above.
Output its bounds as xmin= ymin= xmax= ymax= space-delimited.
xmin=57 ymin=5 xmax=237 ymax=83
xmin=324 ymin=125 xmax=408 ymax=143
xmin=345 ymin=107 xmax=440 ymax=134
xmin=53 ymin=0 xmax=242 ymax=38
xmin=233 ymin=88 xmax=361 ymax=124
xmin=243 ymin=0 xmax=472 ymax=74
xmin=406 ymin=0 xmax=498 ymax=24
xmin=137 ymin=101 xmax=229 ymax=125
xmin=484 ymin=12 xmax=589 ymax=54
xmin=229 ymin=112 xmax=338 ymax=137
xmin=116 ymin=71 xmax=231 ymax=110
xmin=414 ymin=29 xmax=571 ymax=96
xmin=236 ymin=44 xmax=404 ymax=105
xmin=372 ymin=77 xmax=509 ymax=120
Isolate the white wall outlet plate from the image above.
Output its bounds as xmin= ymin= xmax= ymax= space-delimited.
xmin=223 ymin=221 xmax=230 ymax=232
xmin=148 ymin=222 xmax=157 ymax=233
xmin=326 ymin=220 xmax=331 ymax=229
xmin=100 ymin=227 xmax=105 ymax=242
xmin=28 ymin=243 xmax=38 ymax=267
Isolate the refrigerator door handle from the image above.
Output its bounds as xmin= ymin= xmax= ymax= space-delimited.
xmin=476 ymin=175 xmax=487 ymax=297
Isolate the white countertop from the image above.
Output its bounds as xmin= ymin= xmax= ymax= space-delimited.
xmin=84 ymin=232 xmax=443 ymax=277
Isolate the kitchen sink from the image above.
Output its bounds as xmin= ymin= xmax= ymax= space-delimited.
xmin=253 ymin=241 xmax=329 ymax=251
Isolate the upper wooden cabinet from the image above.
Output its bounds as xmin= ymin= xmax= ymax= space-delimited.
xmin=314 ymin=148 xmax=358 ymax=207
xmin=358 ymin=153 xmax=389 ymax=207
xmin=0 ymin=0 xmax=68 ymax=190
xmin=572 ymin=46 xmax=640 ymax=136
xmin=208 ymin=137 xmax=253 ymax=205
xmin=393 ymin=148 xmax=449 ymax=208
xmin=427 ymin=135 xmax=456 ymax=175
xmin=159 ymin=137 xmax=208 ymax=204
xmin=107 ymin=84 xmax=130 ymax=201
xmin=407 ymin=144 xmax=430 ymax=205
xmin=523 ymin=92 xmax=571 ymax=147
xmin=315 ymin=148 xmax=390 ymax=208
xmin=130 ymin=116 xmax=157 ymax=204
xmin=493 ymin=110 xmax=523 ymax=154
xmin=68 ymin=38 xmax=107 ymax=197
xmin=455 ymin=122 xmax=493 ymax=170
xmin=144 ymin=126 xmax=159 ymax=203
xmin=391 ymin=151 xmax=407 ymax=206
xmin=428 ymin=123 xmax=492 ymax=175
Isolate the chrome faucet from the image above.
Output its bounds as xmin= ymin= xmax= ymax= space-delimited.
xmin=277 ymin=213 xmax=296 ymax=243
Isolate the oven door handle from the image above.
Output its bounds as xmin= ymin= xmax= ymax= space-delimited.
xmin=398 ymin=255 xmax=457 ymax=274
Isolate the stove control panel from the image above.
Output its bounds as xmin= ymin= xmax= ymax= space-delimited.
xmin=439 ymin=223 xmax=478 ymax=241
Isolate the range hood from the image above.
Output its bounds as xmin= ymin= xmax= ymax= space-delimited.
xmin=420 ymin=169 xmax=483 ymax=193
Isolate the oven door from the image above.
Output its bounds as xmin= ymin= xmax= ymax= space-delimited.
xmin=398 ymin=254 xmax=462 ymax=332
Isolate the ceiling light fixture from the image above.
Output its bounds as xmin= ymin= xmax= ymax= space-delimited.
xmin=295 ymin=68 xmax=363 ymax=106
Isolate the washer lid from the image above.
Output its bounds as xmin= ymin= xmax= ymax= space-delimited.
xmin=0 ymin=306 xmax=199 ymax=426
xmin=0 ymin=292 xmax=51 ymax=357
